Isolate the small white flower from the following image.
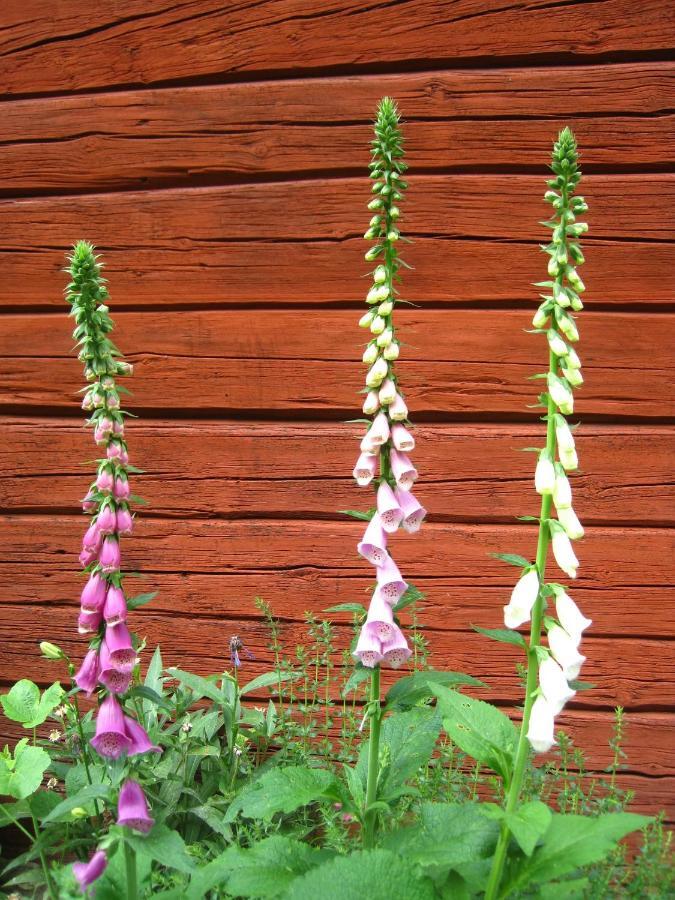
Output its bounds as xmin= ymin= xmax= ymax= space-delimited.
xmin=567 ymin=268 xmax=585 ymax=293
xmin=539 ymin=657 xmax=576 ymax=715
xmin=378 ymin=378 xmax=397 ymax=406
xmin=373 ymin=265 xmax=387 ymax=284
xmin=359 ymin=310 xmax=375 ymax=328
xmin=367 ymin=284 xmax=389 ymax=305
xmin=376 ymin=328 xmax=393 ymax=348
xmin=370 ymin=315 xmax=386 ymax=335
xmin=552 ymin=466 xmax=572 ymax=508
xmin=554 ymin=416 xmax=575 ymax=453
xmin=362 ymin=390 xmax=380 ymax=416
xmin=532 ymin=305 xmax=549 ymax=328
xmin=378 ymin=300 xmax=393 ymax=316
xmin=548 ymin=623 xmax=586 ymax=680
xmin=547 ymin=331 xmax=568 ymax=357
xmin=535 ymin=450 xmax=556 ymax=495
xmin=562 ymin=366 xmax=583 ymax=387
xmin=555 ymin=589 xmax=592 ymax=641
xmin=558 ymin=313 xmax=579 ymax=343
xmin=551 ymin=525 xmax=579 ymax=578
xmin=366 ymin=358 xmax=388 ymax=387
xmin=527 ymin=695 xmax=556 ymax=753
xmin=564 ymin=348 xmax=581 ymax=369
xmin=557 ymin=506 xmax=584 ymax=540
xmin=362 ymin=344 xmax=379 ymax=365
xmin=503 ymin=569 xmax=539 ymax=629
xmin=547 ymin=373 xmax=574 ymax=414
xmin=383 ymin=342 xmax=400 ymax=361
xmin=559 ymin=447 xmax=579 ymax=472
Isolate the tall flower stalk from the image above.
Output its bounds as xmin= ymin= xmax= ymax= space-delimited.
xmin=67 ymin=242 xmax=158 ymax=896
xmin=485 ymin=129 xmax=591 ymax=899
xmin=351 ymin=99 xmax=426 ymax=848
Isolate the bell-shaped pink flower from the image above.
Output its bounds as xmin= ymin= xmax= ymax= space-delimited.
xmin=106 ymin=440 xmax=123 ymax=462
xmin=390 ymin=449 xmax=418 ymax=491
xmin=395 ymin=488 xmax=426 ymax=533
xmin=388 ymin=392 xmax=408 ymax=421
xmin=82 ymin=490 xmax=98 ymax=513
xmin=96 ymin=467 xmax=114 ymax=493
xmin=352 ymin=627 xmax=383 ymax=669
xmin=81 ymin=391 xmax=95 ymax=411
xmin=78 ymin=609 xmax=102 ymax=634
xmin=113 ymin=473 xmax=130 ymax=500
xmin=91 ymin=694 xmax=131 ymax=758
xmin=363 ymin=590 xmax=395 ymax=642
xmin=99 ymin=536 xmax=121 ymax=573
xmin=116 ymin=505 xmax=133 ymax=535
xmin=73 ymin=849 xmax=108 ymax=894
xmin=112 ymin=419 xmax=125 ymax=436
xmin=82 ymin=522 xmax=103 ymax=554
xmin=106 ymin=393 xmax=120 ymax=410
xmin=74 ymin=648 xmax=100 ymax=696
xmin=353 ymin=452 xmax=377 ymax=487
xmin=123 ymin=715 xmax=161 ymax=756
xmin=97 ymin=415 xmax=114 ymax=437
xmin=361 ymin=412 xmax=390 ymax=454
xmin=381 ymin=624 xmax=412 ymax=669
xmin=105 ymin=622 xmax=136 ymax=671
xmin=357 ymin=515 xmax=389 ymax=567
xmin=103 ymin=585 xmax=127 ymax=626
xmin=391 ymin=423 xmax=415 ymax=452
xmin=117 ymin=779 xmax=154 ymax=833
xmin=79 ymin=546 xmax=98 ymax=568
xmin=376 ymin=555 xmax=408 ymax=604
xmin=96 ymin=505 xmax=116 ymax=536
xmin=99 ymin=640 xmax=132 ymax=694
xmin=80 ymin=572 xmax=108 ymax=613
xmin=376 ymin=482 xmax=403 ymax=533
xmin=119 ymin=447 xmax=129 ymax=466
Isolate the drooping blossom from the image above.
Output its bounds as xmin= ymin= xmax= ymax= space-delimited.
xmin=526 ymin=695 xmax=556 ymax=753
xmin=117 ymin=779 xmax=154 ymax=833
xmin=503 ymin=569 xmax=539 ymax=630
xmin=73 ymin=849 xmax=108 ymax=894
xmin=90 ymin=694 xmax=131 ymax=759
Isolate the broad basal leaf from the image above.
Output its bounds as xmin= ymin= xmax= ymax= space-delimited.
xmin=225 ymin=766 xmax=336 ymax=823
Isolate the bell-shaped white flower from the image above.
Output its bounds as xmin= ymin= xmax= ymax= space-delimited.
xmin=550 ymin=524 xmax=579 ymax=578
xmin=370 ymin=315 xmax=386 ymax=335
xmin=557 ymin=506 xmax=584 ymax=540
xmin=359 ymin=310 xmax=375 ymax=328
xmin=366 ymin=357 xmax=388 ymax=388
xmin=554 ymin=590 xmax=592 ymax=641
xmin=362 ymin=390 xmax=380 ymax=416
xmin=527 ymin=695 xmax=556 ymax=753
xmin=376 ymin=328 xmax=393 ymax=348
xmin=539 ymin=657 xmax=576 ymax=715
xmin=562 ymin=366 xmax=583 ymax=387
xmin=552 ymin=464 xmax=572 ymax=508
xmin=547 ymin=330 xmax=568 ymax=357
xmin=548 ymin=623 xmax=586 ymax=680
xmin=547 ymin=373 xmax=574 ymax=415
xmin=378 ymin=378 xmax=397 ymax=406
xmin=535 ymin=450 xmax=555 ymax=495
xmin=383 ymin=341 xmax=400 ymax=361
xmin=532 ymin=305 xmax=549 ymax=328
xmin=378 ymin=300 xmax=393 ymax=316
xmin=559 ymin=446 xmax=579 ymax=472
xmin=367 ymin=284 xmax=389 ymax=305
xmin=558 ymin=313 xmax=579 ymax=343
xmin=564 ymin=348 xmax=581 ymax=369
xmin=503 ymin=568 xmax=539 ymax=629
xmin=554 ymin=415 xmax=575 ymax=453
xmin=362 ymin=343 xmax=379 ymax=365
xmin=373 ymin=265 xmax=387 ymax=284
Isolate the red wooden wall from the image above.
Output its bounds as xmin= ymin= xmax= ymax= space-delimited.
xmin=0 ymin=2 xmax=673 ymax=818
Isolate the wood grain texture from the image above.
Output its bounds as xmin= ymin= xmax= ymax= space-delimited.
xmin=0 ymin=63 xmax=672 ymax=190
xmin=2 ymin=1 xmax=674 ymax=94
xmin=2 ymin=420 xmax=673 ymax=526
xmin=1 ymin=309 xmax=673 ymax=418
xmin=1 ymin=181 xmax=671 ymax=307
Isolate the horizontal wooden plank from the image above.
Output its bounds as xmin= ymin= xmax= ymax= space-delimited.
xmin=1 ymin=309 xmax=673 ymax=418
xmin=1 ymin=420 xmax=673 ymax=527
xmin=1 ymin=184 xmax=671 ymax=306
xmin=0 ymin=62 xmax=673 ymax=189
xmin=0 ymin=602 xmax=672 ymax=712
xmin=1 ymin=2 xmax=673 ymax=95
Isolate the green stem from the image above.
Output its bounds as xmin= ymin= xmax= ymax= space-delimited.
xmin=485 ymin=361 xmax=557 ymax=900
xmin=31 ymin=810 xmax=57 ymax=900
xmin=363 ymin=666 xmax=382 ymax=848
xmin=125 ymin=840 xmax=138 ymax=900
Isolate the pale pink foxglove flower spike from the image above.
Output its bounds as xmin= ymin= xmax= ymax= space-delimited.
xmin=390 ymin=449 xmax=418 ymax=491
xmin=395 ymin=488 xmax=426 ymax=533
xmin=363 ymin=590 xmax=396 ymax=642
xmin=376 ymin=556 xmax=408 ymax=605
xmin=381 ymin=624 xmax=412 ymax=669
xmin=357 ymin=515 xmax=389 ymax=567
xmin=353 ymin=452 xmax=377 ymax=487
xmin=353 ymin=627 xmax=384 ymax=669
xmin=391 ymin=423 xmax=414 ymax=452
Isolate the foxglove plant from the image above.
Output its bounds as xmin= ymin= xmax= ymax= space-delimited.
xmin=67 ymin=241 xmax=159 ymax=895
xmin=351 ymin=98 xmax=425 ymax=847
xmin=485 ymin=128 xmax=592 ymax=898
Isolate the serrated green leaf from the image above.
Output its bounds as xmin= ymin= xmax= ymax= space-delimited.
xmin=472 ymin=626 xmax=526 ymax=648
xmin=505 ymin=800 xmax=552 ymax=856
xmin=432 ymin=686 xmax=518 ymax=781
xmin=225 ymin=766 xmax=336 ymax=823
xmin=167 ymin=668 xmax=224 ymax=704
xmin=0 ymin=680 xmax=40 ymax=724
xmin=286 ymin=849 xmax=436 ymax=900
xmin=23 ymin=682 xmax=64 ymax=728
xmin=384 ymin=669 xmax=486 ymax=711
xmin=125 ymin=824 xmax=195 ymax=873
xmin=342 ymin=666 xmax=371 ymax=696
xmin=0 ymin=741 xmax=51 ymax=800
xmin=357 ymin=707 xmax=441 ymax=795
xmin=42 ymin=783 xmax=110 ymax=823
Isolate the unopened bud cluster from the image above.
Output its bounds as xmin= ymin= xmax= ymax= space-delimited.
xmin=352 ymin=99 xmax=426 ymax=670
xmin=503 ymin=131 xmax=592 ymax=752
xmin=66 ymin=243 xmax=156 ymax=855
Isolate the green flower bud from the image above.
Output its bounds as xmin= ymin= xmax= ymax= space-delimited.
xmin=547 ymin=256 xmax=560 ymax=277
xmin=547 ymin=330 xmax=568 ymax=357
xmin=378 ymin=300 xmax=393 ymax=316
xmin=532 ymin=305 xmax=550 ymax=329
xmin=368 ymin=198 xmax=384 ymax=211
xmin=370 ymin=316 xmax=386 ymax=335
xmin=70 ymin=807 xmax=88 ymax=819
xmin=566 ymin=268 xmax=585 ymax=293
xmin=383 ymin=341 xmax=400 ymax=361
xmin=564 ymin=347 xmax=581 ymax=369
xmin=40 ymin=641 xmax=65 ymax=661
xmin=387 ymin=229 xmax=400 ymax=242
xmin=562 ymin=366 xmax=583 ymax=387
xmin=364 ymin=227 xmax=380 ymax=240
xmin=389 ymin=205 xmax=400 ymax=219
xmin=363 ymin=343 xmax=379 ymax=364
xmin=365 ymin=246 xmax=382 ymax=262
xmin=359 ymin=310 xmax=376 ymax=328
xmin=373 ymin=265 xmax=387 ymax=284
xmin=557 ymin=313 xmax=579 ymax=343
xmin=376 ymin=328 xmax=393 ymax=348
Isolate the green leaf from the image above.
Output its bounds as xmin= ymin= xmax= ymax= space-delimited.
xmin=24 ymin=682 xmax=64 ymax=728
xmin=539 ymin=878 xmax=589 ymax=898
xmin=339 ymin=509 xmax=374 ymax=522
xmin=0 ymin=680 xmax=40 ymax=724
xmin=342 ymin=764 xmax=365 ymax=813
xmin=128 ymin=685 xmax=171 ymax=710
xmin=240 ymin=670 xmax=295 ymax=696
xmin=357 ymin=707 xmax=441 ymax=795
xmin=225 ymin=766 xmax=336 ymax=823
xmin=127 ymin=591 xmax=158 ymax=611
xmin=509 ymin=812 xmax=651 ymax=891
xmin=324 ymin=603 xmax=367 ymax=615
xmin=342 ymin=666 xmax=370 ymax=696
xmin=125 ymin=824 xmax=195 ymax=873
xmin=383 ymin=802 xmax=499 ymax=879
xmin=167 ymin=668 xmax=224 ymax=704
xmin=286 ymin=849 xmax=435 ymax=900
xmin=472 ymin=626 xmax=526 ymax=648
xmin=492 ymin=553 xmax=531 ymax=568
xmin=392 ymin=580 xmax=425 ymax=613
xmin=41 ymin=783 xmax=110 ymax=823
xmin=505 ymin=800 xmax=553 ymax=856
xmin=432 ymin=685 xmax=517 ymax=781
xmin=0 ymin=741 xmax=51 ymax=800
xmin=384 ymin=669 xmax=486 ymax=711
